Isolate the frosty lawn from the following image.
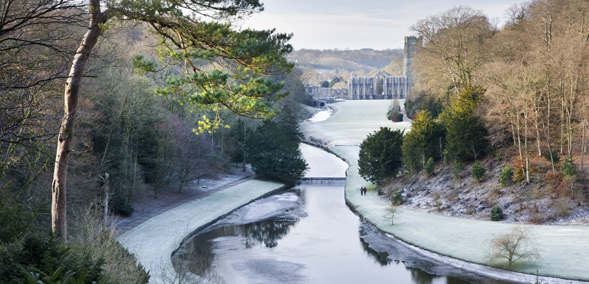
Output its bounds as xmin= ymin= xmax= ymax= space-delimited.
xmin=117 ymin=179 xmax=285 ymax=284
xmin=302 ymin=100 xmax=589 ymax=281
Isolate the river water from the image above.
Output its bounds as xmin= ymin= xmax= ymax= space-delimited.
xmin=173 ymin=141 xmax=513 ymax=284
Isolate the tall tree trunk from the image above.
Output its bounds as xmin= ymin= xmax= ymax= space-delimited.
xmin=581 ymin=120 xmax=586 ymax=172
xmin=533 ymin=96 xmax=542 ymax=156
xmin=524 ymin=108 xmax=530 ymax=184
xmin=51 ymin=0 xmax=104 ymax=241
xmin=545 ymin=84 xmax=556 ymax=172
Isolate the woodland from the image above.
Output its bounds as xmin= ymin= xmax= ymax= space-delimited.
xmin=372 ymin=0 xmax=589 ymax=224
xmin=0 ymin=0 xmax=308 ymax=282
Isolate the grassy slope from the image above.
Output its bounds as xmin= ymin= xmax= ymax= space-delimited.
xmin=118 ymin=180 xmax=285 ymax=284
xmin=301 ymin=100 xmax=589 ymax=281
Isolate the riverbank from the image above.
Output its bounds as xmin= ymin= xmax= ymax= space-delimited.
xmin=117 ymin=179 xmax=286 ymax=284
xmin=301 ymin=100 xmax=589 ymax=283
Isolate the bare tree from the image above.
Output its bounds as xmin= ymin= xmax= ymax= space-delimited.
xmin=487 ymin=226 xmax=540 ymax=268
xmin=411 ymin=6 xmax=493 ymax=95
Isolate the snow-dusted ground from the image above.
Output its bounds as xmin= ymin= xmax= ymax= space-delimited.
xmin=302 ymin=100 xmax=589 ymax=283
xmin=117 ymin=179 xmax=285 ymax=284
xmin=305 ymin=107 xmax=333 ymax=123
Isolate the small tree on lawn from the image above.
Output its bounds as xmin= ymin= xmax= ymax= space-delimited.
xmin=487 ymin=226 xmax=540 ymax=268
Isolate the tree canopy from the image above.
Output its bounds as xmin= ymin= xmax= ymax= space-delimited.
xmin=358 ymin=127 xmax=404 ymax=184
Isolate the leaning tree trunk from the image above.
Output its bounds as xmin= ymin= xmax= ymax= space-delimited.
xmin=51 ymin=0 xmax=104 ymax=241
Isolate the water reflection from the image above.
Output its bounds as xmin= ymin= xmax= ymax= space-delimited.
xmin=174 ymin=217 xmax=299 ymax=277
xmin=239 ymin=218 xmax=299 ymax=248
xmin=172 ymin=142 xmax=516 ymax=283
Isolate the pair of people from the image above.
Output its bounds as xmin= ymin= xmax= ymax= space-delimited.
xmin=360 ymin=186 xmax=367 ymax=195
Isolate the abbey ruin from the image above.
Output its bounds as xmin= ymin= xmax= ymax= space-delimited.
xmin=306 ymin=36 xmax=421 ymax=101
xmin=348 ymin=36 xmax=420 ymax=100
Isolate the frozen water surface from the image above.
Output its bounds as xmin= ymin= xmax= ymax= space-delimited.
xmin=300 ymin=143 xmax=347 ymax=178
xmin=306 ymin=107 xmax=333 ymax=122
xmin=173 ymin=145 xmax=514 ymax=284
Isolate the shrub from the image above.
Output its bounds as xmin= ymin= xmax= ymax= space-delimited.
xmin=542 ymin=149 xmax=560 ymax=164
xmin=113 ymin=196 xmax=134 ymax=217
xmin=390 ymin=190 xmax=403 ymax=205
xmin=0 ymin=233 xmax=106 ymax=284
xmin=491 ymin=205 xmax=503 ymax=221
xmin=394 ymin=113 xmax=404 ymax=122
xmin=424 ymin=157 xmax=435 ymax=176
xmin=561 ymin=155 xmax=577 ymax=177
xmin=471 ymin=161 xmax=486 ymax=182
xmin=499 ymin=165 xmax=514 ymax=187
xmin=453 ymin=160 xmax=464 ymax=180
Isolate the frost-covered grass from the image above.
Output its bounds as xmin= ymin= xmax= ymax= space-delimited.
xmin=118 ymin=179 xmax=284 ymax=284
xmin=302 ymin=100 xmax=410 ymax=146
xmin=304 ymin=100 xmax=589 ymax=281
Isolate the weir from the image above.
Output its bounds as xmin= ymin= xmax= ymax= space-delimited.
xmin=299 ymin=177 xmax=347 ymax=185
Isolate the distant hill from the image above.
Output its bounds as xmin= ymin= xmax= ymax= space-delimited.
xmin=289 ymin=49 xmax=403 ymax=86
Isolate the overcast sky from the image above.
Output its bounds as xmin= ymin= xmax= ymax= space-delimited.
xmin=239 ymin=0 xmax=525 ymax=50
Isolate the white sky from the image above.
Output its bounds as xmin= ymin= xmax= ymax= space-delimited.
xmin=239 ymin=0 xmax=525 ymax=50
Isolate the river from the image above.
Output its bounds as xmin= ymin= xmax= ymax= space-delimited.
xmin=172 ymin=141 xmax=514 ymax=284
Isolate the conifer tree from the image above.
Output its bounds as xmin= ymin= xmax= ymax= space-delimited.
xmin=52 ymin=0 xmax=293 ymax=240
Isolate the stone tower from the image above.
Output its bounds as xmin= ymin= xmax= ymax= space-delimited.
xmin=402 ymin=36 xmax=421 ymax=82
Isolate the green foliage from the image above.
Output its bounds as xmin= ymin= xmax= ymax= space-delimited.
xmin=390 ymin=190 xmax=403 ymax=205
xmin=500 ymin=165 xmax=514 ymax=187
xmin=561 ymin=156 xmax=577 ymax=177
xmin=424 ymin=157 xmax=435 ymax=176
xmin=453 ymin=160 xmax=464 ymax=180
xmin=112 ymin=0 xmax=295 ymax=131
xmin=393 ymin=113 xmax=404 ymax=122
xmin=329 ymin=77 xmax=343 ymax=87
xmin=404 ymin=94 xmax=444 ymax=119
xmin=112 ymin=195 xmax=134 ymax=217
xmin=402 ymin=110 xmax=445 ymax=173
xmin=542 ymin=150 xmax=560 ymax=164
xmin=0 ymin=190 xmax=36 ymax=244
xmin=471 ymin=161 xmax=486 ymax=181
xmin=358 ymin=127 xmax=404 ymax=184
xmin=229 ymin=119 xmax=252 ymax=167
xmin=491 ymin=205 xmax=503 ymax=221
xmin=131 ymin=55 xmax=157 ymax=75
xmin=0 ymin=233 xmax=106 ymax=284
xmin=247 ymin=107 xmax=307 ymax=185
xmin=440 ymin=86 xmax=488 ymax=161
xmin=320 ymin=81 xmax=330 ymax=88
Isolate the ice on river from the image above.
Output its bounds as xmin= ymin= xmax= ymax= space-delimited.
xmin=211 ymin=192 xmax=306 ymax=228
xmin=300 ymin=143 xmax=347 ymax=178
xmin=305 ymin=107 xmax=333 ymax=122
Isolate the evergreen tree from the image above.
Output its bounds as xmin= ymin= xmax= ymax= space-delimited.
xmin=51 ymin=0 xmax=294 ymax=240
xmin=439 ymin=86 xmax=488 ymax=161
xmin=402 ymin=110 xmax=444 ymax=173
xmin=358 ymin=127 xmax=404 ymax=184
xmin=246 ymin=107 xmax=307 ymax=185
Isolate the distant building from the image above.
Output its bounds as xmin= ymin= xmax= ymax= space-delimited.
xmin=348 ymin=36 xmax=421 ymax=100
xmin=305 ymin=84 xmax=348 ymax=100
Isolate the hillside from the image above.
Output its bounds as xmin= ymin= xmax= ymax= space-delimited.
xmin=381 ymin=149 xmax=589 ymax=225
xmin=289 ymin=48 xmax=403 ymax=85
